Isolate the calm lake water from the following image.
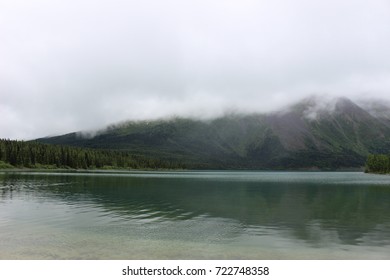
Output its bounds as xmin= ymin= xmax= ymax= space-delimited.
xmin=1 ymin=171 xmax=390 ymax=259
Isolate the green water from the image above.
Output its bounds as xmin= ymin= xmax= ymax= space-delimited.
xmin=1 ymin=171 xmax=390 ymax=259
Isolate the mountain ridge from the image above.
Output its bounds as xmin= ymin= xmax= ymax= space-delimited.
xmin=36 ymin=97 xmax=390 ymax=169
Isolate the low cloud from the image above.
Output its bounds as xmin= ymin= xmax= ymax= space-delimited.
xmin=1 ymin=0 xmax=390 ymax=139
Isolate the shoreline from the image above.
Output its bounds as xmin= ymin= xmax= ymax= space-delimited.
xmin=0 ymin=167 xmax=365 ymax=173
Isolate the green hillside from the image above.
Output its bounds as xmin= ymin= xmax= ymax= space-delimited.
xmin=36 ymin=97 xmax=390 ymax=170
xmin=0 ymin=139 xmax=184 ymax=170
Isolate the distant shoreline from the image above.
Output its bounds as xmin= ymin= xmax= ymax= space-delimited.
xmin=0 ymin=167 xmax=364 ymax=173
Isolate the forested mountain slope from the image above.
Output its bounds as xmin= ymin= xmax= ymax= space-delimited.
xmin=37 ymin=97 xmax=390 ymax=169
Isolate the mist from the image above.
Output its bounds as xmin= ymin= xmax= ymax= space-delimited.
xmin=1 ymin=0 xmax=390 ymax=139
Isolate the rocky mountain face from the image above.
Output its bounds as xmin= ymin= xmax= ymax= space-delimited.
xmin=37 ymin=97 xmax=390 ymax=169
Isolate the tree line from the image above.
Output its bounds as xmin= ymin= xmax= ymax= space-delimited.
xmin=0 ymin=139 xmax=184 ymax=170
xmin=365 ymin=154 xmax=390 ymax=174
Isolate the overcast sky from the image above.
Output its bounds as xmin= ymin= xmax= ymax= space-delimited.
xmin=1 ymin=0 xmax=390 ymax=140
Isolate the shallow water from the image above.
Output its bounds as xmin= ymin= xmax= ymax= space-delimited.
xmin=1 ymin=171 xmax=390 ymax=259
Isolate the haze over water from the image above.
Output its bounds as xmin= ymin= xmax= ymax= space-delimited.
xmin=1 ymin=171 xmax=390 ymax=259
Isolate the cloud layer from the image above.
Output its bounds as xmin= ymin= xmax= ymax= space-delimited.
xmin=1 ymin=0 xmax=390 ymax=139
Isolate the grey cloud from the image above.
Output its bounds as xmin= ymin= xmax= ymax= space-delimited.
xmin=1 ymin=0 xmax=390 ymax=139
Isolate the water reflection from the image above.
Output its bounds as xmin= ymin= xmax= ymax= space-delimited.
xmin=1 ymin=171 xmax=390 ymax=259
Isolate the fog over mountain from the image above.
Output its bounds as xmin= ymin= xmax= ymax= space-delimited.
xmin=1 ymin=0 xmax=390 ymax=140
xmin=37 ymin=97 xmax=390 ymax=169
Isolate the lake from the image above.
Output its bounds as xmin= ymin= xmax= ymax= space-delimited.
xmin=1 ymin=171 xmax=390 ymax=259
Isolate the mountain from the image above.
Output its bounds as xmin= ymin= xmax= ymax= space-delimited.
xmin=36 ymin=97 xmax=390 ymax=169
